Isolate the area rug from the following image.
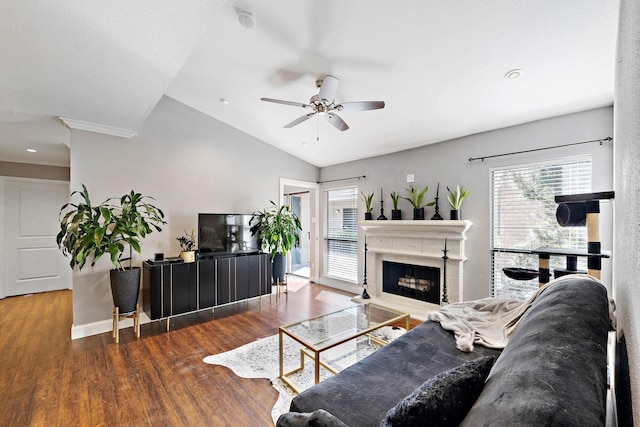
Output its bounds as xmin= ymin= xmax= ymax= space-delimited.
xmin=203 ymin=326 xmax=405 ymax=425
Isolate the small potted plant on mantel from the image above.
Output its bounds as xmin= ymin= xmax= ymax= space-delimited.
xmin=177 ymin=229 xmax=196 ymax=262
xmin=361 ymin=191 xmax=374 ymax=220
xmin=57 ymin=185 xmax=166 ymax=314
xmin=447 ymin=185 xmax=471 ymax=220
xmin=402 ymin=185 xmax=434 ymax=220
xmin=390 ymin=191 xmax=402 ymax=220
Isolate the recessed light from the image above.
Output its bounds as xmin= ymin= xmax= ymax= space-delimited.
xmin=504 ymin=69 xmax=523 ymax=80
xmin=220 ymin=98 xmax=229 ymax=105
xmin=27 ymin=148 xmax=37 ymax=153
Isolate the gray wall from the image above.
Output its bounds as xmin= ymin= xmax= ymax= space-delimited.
xmin=319 ymin=106 xmax=614 ymax=300
xmin=69 ymin=96 xmax=318 ymax=326
xmin=614 ymin=0 xmax=640 ymax=423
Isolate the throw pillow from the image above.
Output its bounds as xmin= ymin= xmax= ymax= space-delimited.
xmin=276 ymin=409 xmax=350 ymax=427
xmin=380 ymin=356 xmax=495 ymax=427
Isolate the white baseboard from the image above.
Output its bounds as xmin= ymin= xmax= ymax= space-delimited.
xmin=71 ymin=312 xmax=151 ymax=340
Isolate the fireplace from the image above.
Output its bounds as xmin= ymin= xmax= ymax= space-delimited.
xmin=358 ymin=220 xmax=472 ymax=319
xmin=383 ymin=261 xmax=440 ymax=304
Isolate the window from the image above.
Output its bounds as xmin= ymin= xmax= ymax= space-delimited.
xmin=323 ymin=187 xmax=358 ymax=282
xmin=491 ymin=157 xmax=592 ymax=299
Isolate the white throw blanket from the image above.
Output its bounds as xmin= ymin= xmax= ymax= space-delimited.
xmin=426 ymin=274 xmax=604 ymax=352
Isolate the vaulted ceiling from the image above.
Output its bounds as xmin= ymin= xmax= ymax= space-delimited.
xmin=0 ymin=1 xmax=619 ymax=168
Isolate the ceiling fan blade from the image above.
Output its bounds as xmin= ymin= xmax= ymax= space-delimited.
xmin=261 ymin=97 xmax=310 ymax=109
xmin=326 ymin=113 xmax=349 ymax=131
xmin=338 ymin=101 xmax=385 ymax=112
xmin=284 ymin=112 xmax=317 ymax=128
xmin=318 ymin=75 xmax=339 ymax=103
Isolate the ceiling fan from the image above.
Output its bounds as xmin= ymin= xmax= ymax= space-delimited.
xmin=260 ymin=75 xmax=385 ymax=132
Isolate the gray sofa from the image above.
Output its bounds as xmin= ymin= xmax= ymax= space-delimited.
xmin=278 ymin=275 xmax=612 ymax=426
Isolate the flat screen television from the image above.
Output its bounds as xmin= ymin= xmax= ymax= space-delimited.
xmin=198 ymin=213 xmax=260 ymax=257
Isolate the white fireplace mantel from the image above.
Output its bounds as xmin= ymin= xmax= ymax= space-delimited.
xmin=358 ymin=220 xmax=472 ymax=319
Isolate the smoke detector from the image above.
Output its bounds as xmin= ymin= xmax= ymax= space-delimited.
xmin=236 ymin=9 xmax=255 ymax=29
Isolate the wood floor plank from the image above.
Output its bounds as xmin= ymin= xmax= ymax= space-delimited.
xmin=0 ymin=280 xmax=414 ymax=426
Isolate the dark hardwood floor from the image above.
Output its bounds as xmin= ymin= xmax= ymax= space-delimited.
xmin=0 ymin=279 xmax=370 ymax=426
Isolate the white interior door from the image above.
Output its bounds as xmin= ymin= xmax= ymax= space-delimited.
xmin=5 ymin=179 xmax=71 ymax=296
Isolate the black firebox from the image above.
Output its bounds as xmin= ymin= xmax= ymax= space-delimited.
xmin=382 ymin=261 xmax=440 ymax=304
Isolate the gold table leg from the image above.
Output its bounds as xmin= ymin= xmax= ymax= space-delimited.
xmin=314 ymin=350 xmax=320 ymax=384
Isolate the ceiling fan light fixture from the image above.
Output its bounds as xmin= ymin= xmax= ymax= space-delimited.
xmin=260 ymin=74 xmax=384 ymax=132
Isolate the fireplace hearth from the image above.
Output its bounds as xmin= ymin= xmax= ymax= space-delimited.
xmin=383 ymin=261 xmax=440 ymax=304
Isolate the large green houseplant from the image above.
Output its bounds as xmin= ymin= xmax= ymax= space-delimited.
xmin=250 ymin=201 xmax=302 ymax=283
xmin=56 ymin=184 xmax=166 ymax=312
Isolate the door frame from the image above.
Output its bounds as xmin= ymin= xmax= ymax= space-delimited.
xmin=0 ymin=177 xmax=5 ymax=299
xmin=285 ymin=190 xmax=310 ymax=277
xmin=280 ymin=178 xmax=320 ymax=283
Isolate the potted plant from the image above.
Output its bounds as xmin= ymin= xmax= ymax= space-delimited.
xmin=361 ymin=191 xmax=374 ymax=220
xmin=177 ymin=229 xmax=196 ymax=262
xmin=390 ymin=191 xmax=402 ymax=220
xmin=249 ymin=201 xmax=302 ymax=283
xmin=402 ymin=185 xmax=434 ymax=220
xmin=447 ymin=185 xmax=471 ymax=220
xmin=56 ymin=184 xmax=166 ymax=313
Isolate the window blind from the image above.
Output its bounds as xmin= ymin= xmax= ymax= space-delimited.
xmin=491 ymin=157 xmax=592 ymax=299
xmin=323 ymin=187 xmax=358 ymax=282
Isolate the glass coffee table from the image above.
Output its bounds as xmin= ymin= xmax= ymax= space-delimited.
xmin=278 ymin=304 xmax=410 ymax=393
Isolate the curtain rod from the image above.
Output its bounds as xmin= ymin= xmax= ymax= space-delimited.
xmin=317 ymin=175 xmax=366 ymax=184
xmin=468 ymin=137 xmax=612 ymax=162
xmin=284 ymin=190 xmax=310 ymax=196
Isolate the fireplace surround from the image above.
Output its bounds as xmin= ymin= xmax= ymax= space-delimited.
xmin=358 ymin=220 xmax=472 ymax=319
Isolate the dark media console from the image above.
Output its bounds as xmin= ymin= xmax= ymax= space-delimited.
xmin=142 ymin=252 xmax=271 ymax=330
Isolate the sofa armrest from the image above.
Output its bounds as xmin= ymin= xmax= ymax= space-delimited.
xmin=461 ymin=276 xmax=611 ymax=427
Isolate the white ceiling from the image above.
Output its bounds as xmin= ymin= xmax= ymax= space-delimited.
xmin=0 ymin=1 xmax=619 ymax=168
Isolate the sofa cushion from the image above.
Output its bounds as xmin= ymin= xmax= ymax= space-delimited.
xmin=276 ymin=409 xmax=349 ymax=427
xmin=381 ymin=355 xmax=495 ymax=427
xmin=290 ymin=320 xmax=501 ymax=427
xmin=461 ymin=276 xmax=611 ymax=427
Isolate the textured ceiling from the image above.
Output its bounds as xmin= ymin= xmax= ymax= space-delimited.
xmin=0 ymin=1 xmax=619 ymax=167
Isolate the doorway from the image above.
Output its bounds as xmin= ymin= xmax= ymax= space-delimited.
xmin=281 ymin=179 xmax=319 ymax=282
xmin=287 ymin=191 xmax=310 ymax=277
